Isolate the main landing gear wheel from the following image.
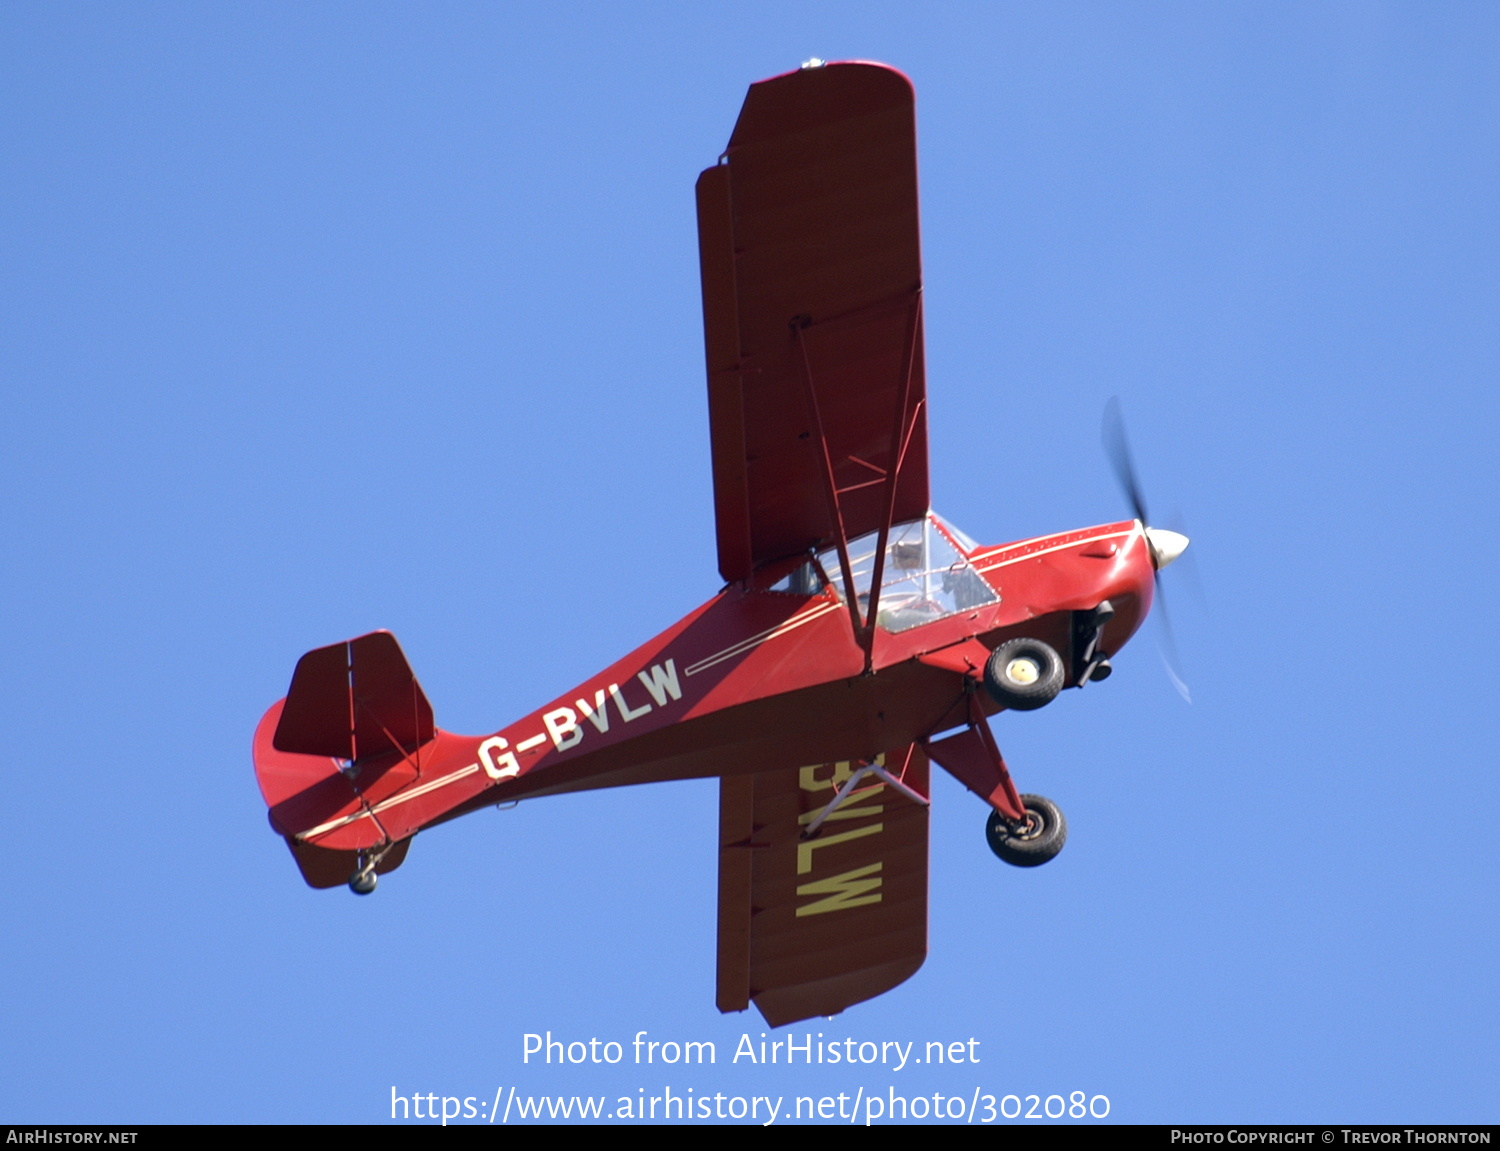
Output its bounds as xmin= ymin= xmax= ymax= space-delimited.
xmin=983 ymin=638 xmax=1065 ymax=711
xmin=986 ymin=794 xmax=1067 ymax=867
xmin=348 ymin=869 xmax=378 ymax=895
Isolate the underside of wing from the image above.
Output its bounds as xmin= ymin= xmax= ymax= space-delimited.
xmin=697 ymin=62 xmax=930 ymax=583
xmin=716 ymin=746 xmax=929 ymax=1027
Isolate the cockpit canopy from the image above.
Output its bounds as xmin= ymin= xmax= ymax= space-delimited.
xmin=771 ymin=513 xmax=997 ymax=632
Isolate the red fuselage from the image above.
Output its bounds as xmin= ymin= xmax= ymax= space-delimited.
xmin=253 ymin=517 xmax=1154 ymax=854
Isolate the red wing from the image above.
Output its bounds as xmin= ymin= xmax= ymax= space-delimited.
xmin=697 ymin=63 xmax=929 ymax=583
xmin=716 ymin=747 xmax=928 ymax=1027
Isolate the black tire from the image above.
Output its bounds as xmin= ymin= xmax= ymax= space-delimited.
xmin=348 ymin=870 xmax=378 ymax=895
xmin=985 ymin=794 xmax=1067 ymax=867
xmin=983 ymin=638 xmax=1065 ymax=711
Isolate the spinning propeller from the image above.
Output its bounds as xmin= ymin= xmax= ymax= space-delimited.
xmin=1102 ymin=397 xmax=1192 ymax=702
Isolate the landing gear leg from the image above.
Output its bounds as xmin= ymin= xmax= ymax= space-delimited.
xmin=924 ymin=692 xmax=1069 ymax=867
xmin=924 ymin=690 xmax=1029 ymax=823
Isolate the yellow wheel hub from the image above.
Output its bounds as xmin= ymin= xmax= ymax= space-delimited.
xmin=1005 ymin=658 xmax=1040 ymax=685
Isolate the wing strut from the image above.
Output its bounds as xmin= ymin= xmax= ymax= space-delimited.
xmin=800 ymin=745 xmax=930 ymax=840
xmin=794 ymin=317 xmax=864 ymax=645
xmin=860 ymin=292 xmax=926 ymax=671
xmin=793 ymin=291 xmax=926 ymax=671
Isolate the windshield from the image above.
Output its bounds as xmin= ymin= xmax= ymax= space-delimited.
xmin=818 ymin=513 xmax=997 ymax=632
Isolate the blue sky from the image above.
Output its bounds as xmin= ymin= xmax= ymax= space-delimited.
xmin=2 ymin=2 xmax=1496 ymax=1124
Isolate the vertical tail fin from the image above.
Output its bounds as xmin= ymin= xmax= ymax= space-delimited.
xmin=274 ymin=631 xmax=434 ymax=762
xmin=253 ymin=631 xmax=436 ymax=868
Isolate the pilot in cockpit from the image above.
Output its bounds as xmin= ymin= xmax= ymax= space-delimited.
xmin=890 ymin=539 xmax=923 ymax=572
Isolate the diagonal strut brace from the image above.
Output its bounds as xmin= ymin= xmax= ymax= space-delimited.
xmin=800 ymin=750 xmax=931 ymax=840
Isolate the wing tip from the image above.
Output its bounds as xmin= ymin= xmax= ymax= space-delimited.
xmin=750 ymin=59 xmax=913 ymax=92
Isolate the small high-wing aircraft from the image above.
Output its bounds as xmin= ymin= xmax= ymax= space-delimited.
xmin=252 ymin=61 xmax=1187 ymax=1027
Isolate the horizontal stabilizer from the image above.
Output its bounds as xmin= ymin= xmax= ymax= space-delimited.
xmin=286 ymin=836 xmax=412 ymax=890
xmin=274 ymin=631 xmax=434 ymax=762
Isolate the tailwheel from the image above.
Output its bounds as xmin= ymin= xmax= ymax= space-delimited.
xmin=985 ymin=794 xmax=1067 ymax=867
xmin=348 ymin=846 xmax=382 ymax=895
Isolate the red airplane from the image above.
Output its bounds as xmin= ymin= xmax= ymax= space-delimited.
xmin=252 ymin=60 xmax=1188 ymax=1027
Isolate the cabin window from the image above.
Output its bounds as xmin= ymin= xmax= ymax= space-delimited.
xmin=767 ymin=560 xmax=825 ymax=595
xmin=818 ymin=513 xmax=997 ymax=632
xmin=932 ymin=513 xmax=979 ymax=553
